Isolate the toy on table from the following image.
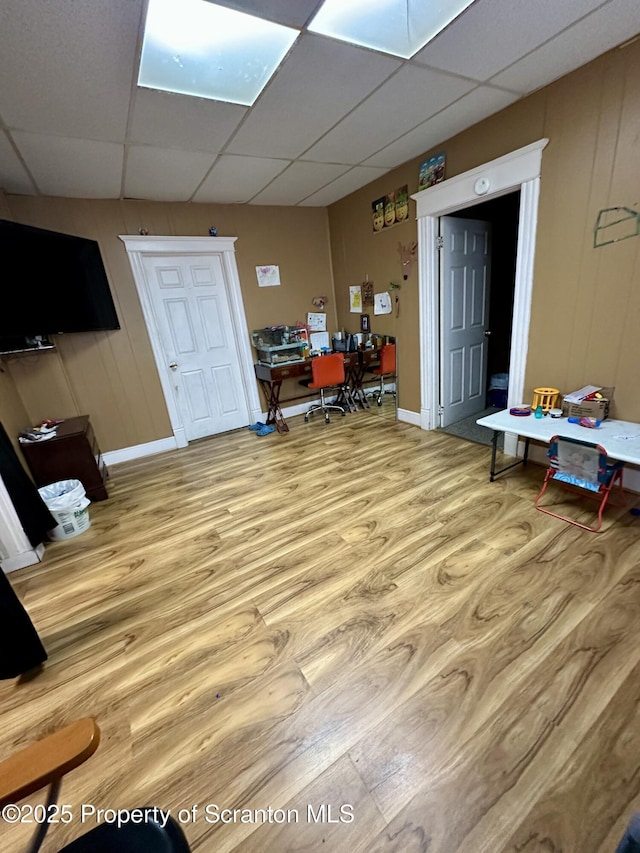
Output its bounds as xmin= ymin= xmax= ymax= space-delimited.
xmin=532 ymin=387 xmax=559 ymax=414
xmin=568 ymin=416 xmax=601 ymax=428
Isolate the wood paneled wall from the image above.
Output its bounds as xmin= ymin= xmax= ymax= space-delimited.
xmin=2 ymin=37 xmax=639 ymax=455
xmin=0 ymin=199 xmax=334 ymax=451
xmin=329 ymin=38 xmax=640 ymax=419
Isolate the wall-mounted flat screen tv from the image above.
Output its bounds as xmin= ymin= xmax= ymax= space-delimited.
xmin=0 ymin=219 xmax=120 ymax=342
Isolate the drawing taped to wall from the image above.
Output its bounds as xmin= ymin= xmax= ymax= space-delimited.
xmin=256 ymin=265 xmax=280 ymax=287
xmin=418 ymin=152 xmax=446 ymax=191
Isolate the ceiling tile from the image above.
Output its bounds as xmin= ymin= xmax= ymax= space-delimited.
xmin=226 ymin=33 xmax=401 ymax=159
xmin=0 ymin=0 xmax=637 ymax=206
xmin=299 ymin=165 xmax=390 ymax=206
xmin=11 ymin=132 xmax=123 ymax=197
xmin=0 ymin=133 xmax=38 ymax=195
xmin=124 ymin=146 xmax=215 ymax=202
xmin=250 ymin=161 xmax=351 ymax=205
xmin=415 ymin=0 xmax=608 ymax=82
xmin=304 ymin=65 xmax=476 ymax=165
xmin=129 ymin=89 xmax=247 ymax=152
xmin=363 ymin=87 xmax=520 ymax=168
xmin=490 ymin=0 xmax=640 ymax=94
xmin=0 ymin=0 xmax=141 ymax=140
xmin=193 ymin=154 xmax=290 ymax=203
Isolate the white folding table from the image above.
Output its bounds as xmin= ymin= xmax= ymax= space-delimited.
xmin=476 ymin=409 xmax=640 ymax=482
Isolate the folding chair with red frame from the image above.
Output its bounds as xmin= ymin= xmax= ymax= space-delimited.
xmin=534 ymin=434 xmax=625 ymax=532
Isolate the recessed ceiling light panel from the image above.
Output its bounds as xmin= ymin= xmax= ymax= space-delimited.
xmin=308 ymin=0 xmax=475 ymax=60
xmin=139 ymin=0 xmax=299 ymax=106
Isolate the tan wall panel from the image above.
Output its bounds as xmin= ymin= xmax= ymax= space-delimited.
xmin=4 ymin=37 xmax=640 ymax=451
xmin=0 ymin=367 xmax=31 ymax=465
xmin=5 ymin=350 xmax=78 ymax=424
xmin=329 ymin=39 xmax=640 ymax=420
xmin=2 ymin=198 xmax=335 ymax=450
xmin=328 ymin=91 xmax=547 ymax=413
xmin=527 ymin=43 xmax=640 ymax=418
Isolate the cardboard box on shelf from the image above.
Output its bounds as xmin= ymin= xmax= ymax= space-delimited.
xmin=561 ymin=386 xmax=614 ymax=420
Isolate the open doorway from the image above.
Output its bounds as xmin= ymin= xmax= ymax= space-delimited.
xmin=439 ymin=191 xmax=520 ymax=446
xmin=412 ymin=138 xmax=548 ymax=460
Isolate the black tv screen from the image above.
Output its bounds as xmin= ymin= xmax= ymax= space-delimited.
xmin=0 ymin=219 xmax=120 ymax=337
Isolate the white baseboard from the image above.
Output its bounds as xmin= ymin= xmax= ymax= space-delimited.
xmin=397 ymin=407 xmax=420 ymax=427
xmin=2 ymin=542 xmax=46 ymax=574
xmin=99 ymin=414 xmax=640 ymax=499
xmin=103 ymin=435 xmax=179 ymax=467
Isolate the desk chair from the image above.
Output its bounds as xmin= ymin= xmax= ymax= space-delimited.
xmin=365 ymin=343 xmax=396 ymax=407
xmin=534 ymin=435 xmax=625 ymax=532
xmin=0 ymin=719 xmax=191 ymax=853
xmin=304 ymin=353 xmax=349 ymax=424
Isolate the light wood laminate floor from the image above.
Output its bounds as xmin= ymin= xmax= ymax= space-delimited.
xmin=2 ymin=407 xmax=640 ymax=852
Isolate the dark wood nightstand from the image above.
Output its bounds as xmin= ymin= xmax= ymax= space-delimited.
xmin=20 ymin=415 xmax=109 ymax=501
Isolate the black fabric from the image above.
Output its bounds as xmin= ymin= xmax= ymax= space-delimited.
xmin=0 ymin=421 xmax=50 ymax=678
xmin=0 ymin=567 xmax=47 ymax=678
xmin=61 ymin=813 xmax=191 ymax=852
xmin=0 ymin=421 xmax=55 ymax=547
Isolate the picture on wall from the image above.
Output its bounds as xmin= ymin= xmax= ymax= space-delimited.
xmin=384 ymin=191 xmax=397 ymax=228
xmin=418 ymin=152 xmax=446 ymax=191
xmin=395 ymin=186 xmax=409 ymax=222
xmin=372 ymin=197 xmax=385 ymax=232
xmin=372 ymin=184 xmax=409 ymax=232
xmin=256 ymin=265 xmax=281 ymax=287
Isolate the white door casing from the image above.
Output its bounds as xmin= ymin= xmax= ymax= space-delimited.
xmin=412 ymin=139 xmax=548 ymax=457
xmin=119 ymin=236 xmax=261 ymax=446
xmin=440 ymin=216 xmax=491 ymax=427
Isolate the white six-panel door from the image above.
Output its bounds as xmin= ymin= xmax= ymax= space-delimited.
xmin=141 ymin=252 xmax=249 ymax=441
xmin=440 ymin=216 xmax=492 ymax=427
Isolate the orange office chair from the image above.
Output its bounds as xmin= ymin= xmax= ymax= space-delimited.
xmin=0 ymin=719 xmax=191 ymax=853
xmin=534 ymin=435 xmax=625 ymax=532
xmin=366 ymin=343 xmax=396 ymax=406
xmin=304 ymin=353 xmax=348 ymax=424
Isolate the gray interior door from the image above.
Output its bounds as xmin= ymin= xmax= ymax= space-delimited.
xmin=440 ymin=215 xmax=492 ymax=427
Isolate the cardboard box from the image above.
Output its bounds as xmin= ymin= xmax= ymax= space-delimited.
xmin=561 ymin=386 xmax=614 ymax=420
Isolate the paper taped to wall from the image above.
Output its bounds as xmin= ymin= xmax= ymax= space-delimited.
xmin=374 ymin=292 xmax=392 ymax=315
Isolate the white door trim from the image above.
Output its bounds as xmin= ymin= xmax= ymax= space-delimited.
xmin=119 ymin=235 xmax=261 ymax=447
xmin=412 ymin=139 xmax=548 ymax=456
xmin=0 ymin=475 xmax=45 ymax=573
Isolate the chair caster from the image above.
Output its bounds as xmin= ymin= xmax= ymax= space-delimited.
xmin=377 ymin=398 xmax=383 ymax=407
xmin=304 ymin=415 xmax=310 ymax=422
xmin=325 ymin=416 xmax=330 ymax=424
xmin=341 ymin=410 xmax=346 ymax=416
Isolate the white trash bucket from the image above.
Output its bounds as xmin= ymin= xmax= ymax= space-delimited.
xmin=38 ymin=479 xmax=91 ymax=541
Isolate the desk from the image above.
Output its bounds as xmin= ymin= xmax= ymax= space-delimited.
xmin=476 ymin=409 xmax=640 ymax=481
xmin=254 ymin=349 xmax=381 ymax=433
xmin=343 ymin=349 xmax=381 ymax=409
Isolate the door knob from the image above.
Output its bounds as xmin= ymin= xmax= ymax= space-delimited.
xmin=169 ymin=362 xmax=178 ymax=370
xmin=484 ymin=330 xmax=492 ymax=337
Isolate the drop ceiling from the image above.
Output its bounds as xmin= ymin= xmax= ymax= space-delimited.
xmin=0 ymin=0 xmax=638 ymax=207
